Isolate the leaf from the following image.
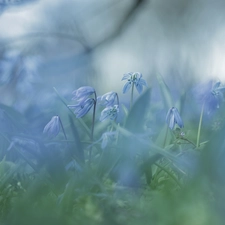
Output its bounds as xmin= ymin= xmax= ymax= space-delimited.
xmin=53 ymin=87 xmax=91 ymax=138
xmin=140 ymin=153 xmax=162 ymax=185
xmin=155 ymin=125 xmax=172 ymax=148
xmin=124 ymin=88 xmax=151 ymax=133
xmin=121 ymin=103 xmax=129 ymax=117
xmin=156 ymin=73 xmax=173 ymax=109
xmin=69 ymin=115 xmax=84 ymax=163
xmin=0 ymin=161 xmax=21 ymax=191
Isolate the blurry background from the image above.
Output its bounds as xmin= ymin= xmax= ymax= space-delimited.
xmin=0 ymin=0 xmax=225 ymax=112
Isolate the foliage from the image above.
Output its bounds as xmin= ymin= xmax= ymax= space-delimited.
xmin=0 ymin=73 xmax=224 ymax=225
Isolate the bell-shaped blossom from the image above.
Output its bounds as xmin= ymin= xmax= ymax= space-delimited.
xmin=43 ymin=116 xmax=60 ymax=138
xmin=193 ymin=80 xmax=225 ymax=114
xmin=97 ymin=91 xmax=117 ymax=107
xmin=122 ymin=72 xmax=147 ymax=94
xmin=68 ymin=98 xmax=95 ymax=118
xmin=166 ymin=107 xmax=184 ymax=130
xmin=99 ymin=105 xmax=119 ymax=122
xmin=72 ymin=86 xmax=95 ymax=102
xmin=69 ymin=86 xmax=96 ymax=118
xmin=101 ymin=131 xmax=117 ymax=149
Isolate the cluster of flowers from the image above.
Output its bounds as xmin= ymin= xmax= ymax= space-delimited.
xmin=43 ymin=72 xmax=148 ymax=143
xmin=43 ymin=72 xmax=225 ymax=147
xmin=65 ymin=86 xmax=119 ymax=121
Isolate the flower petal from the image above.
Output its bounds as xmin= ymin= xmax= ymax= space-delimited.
xmin=122 ymin=73 xmax=132 ymax=81
xmin=123 ymin=82 xmax=132 ymax=94
xmin=138 ymin=78 xmax=147 ymax=86
xmin=135 ymin=82 xmax=143 ymax=94
xmin=72 ymin=86 xmax=95 ymax=100
xmin=43 ymin=116 xmax=60 ymax=139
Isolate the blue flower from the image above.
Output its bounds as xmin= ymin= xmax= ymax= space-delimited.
xmin=99 ymin=105 xmax=119 ymax=121
xmin=101 ymin=131 xmax=117 ymax=149
xmin=122 ymin=72 xmax=147 ymax=94
xmin=166 ymin=107 xmax=184 ymax=130
xmin=193 ymin=80 xmax=225 ymax=114
xmin=97 ymin=91 xmax=117 ymax=107
xmin=69 ymin=86 xmax=96 ymax=118
xmin=43 ymin=116 xmax=60 ymax=138
xmin=68 ymin=98 xmax=95 ymax=118
xmin=72 ymin=86 xmax=95 ymax=102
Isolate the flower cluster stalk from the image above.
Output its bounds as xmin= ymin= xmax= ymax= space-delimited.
xmin=130 ymin=82 xmax=134 ymax=109
xmin=196 ymin=102 xmax=205 ymax=148
xmin=89 ymin=91 xmax=97 ymax=163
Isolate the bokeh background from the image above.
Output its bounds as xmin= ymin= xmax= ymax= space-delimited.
xmin=1 ymin=0 xmax=225 ymax=113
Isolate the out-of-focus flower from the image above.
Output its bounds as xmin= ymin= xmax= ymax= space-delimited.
xmin=122 ymin=72 xmax=147 ymax=94
xmin=68 ymin=98 xmax=95 ymax=118
xmin=97 ymin=91 xmax=117 ymax=107
xmin=100 ymin=105 xmax=119 ymax=121
xmin=72 ymin=86 xmax=95 ymax=102
xmin=211 ymin=81 xmax=225 ymax=95
xmin=43 ymin=116 xmax=60 ymax=138
xmin=193 ymin=80 xmax=225 ymax=114
xmin=86 ymin=131 xmax=117 ymax=150
xmin=166 ymin=107 xmax=184 ymax=130
xmin=7 ymin=136 xmax=39 ymax=152
xmin=69 ymin=86 xmax=96 ymax=118
xmin=101 ymin=131 xmax=117 ymax=149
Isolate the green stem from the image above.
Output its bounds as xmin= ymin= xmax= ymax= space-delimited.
xmin=130 ymin=82 xmax=134 ymax=109
xmin=114 ymin=93 xmax=120 ymax=123
xmin=58 ymin=116 xmax=68 ymax=145
xmin=196 ymin=103 xmax=205 ymax=148
xmin=116 ymin=93 xmax=120 ymax=106
xmin=89 ymin=92 xmax=97 ymax=164
xmin=154 ymin=162 xmax=182 ymax=189
xmin=180 ymin=137 xmax=196 ymax=147
xmin=163 ymin=126 xmax=169 ymax=147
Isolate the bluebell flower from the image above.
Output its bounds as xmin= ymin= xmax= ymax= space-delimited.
xmin=193 ymin=80 xmax=225 ymax=114
xmin=72 ymin=86 xmax=95 ymax=102
xmin=43 ymin=116 xmax=60 ymax=138
xmin=101 ymin=131 xmax=117 ymax=149
xmin=68 ymin=98 xmax=95 ymax=118
xmin=122 ymin=72 xmax=147 ymax=94
xmin=99 ymin=105 xmax=119 ymax=121
xmin=69 ymin=86 xmax=96 ymax=118
xmin=7 ymin=136 xmax=38 ymax=151
xmin=86 ymin=131 xmax=117 ymax=150
xmin=97 ymin=91 xmax=117 ymax=107
xmin=166 ymin=107 xmax=184 ymax=130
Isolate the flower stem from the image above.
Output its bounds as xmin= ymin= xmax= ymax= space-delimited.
xmin=130 ymin=82 xmax=134 ymax=109
xmin=196 ymin=102 xmax=205 ymax=148
xmin=116 ymin=93 xmax=120 ymax=106
xmin=89 ymin=92 xmax=97 ymax=164
xmin=163 ymin=125 xmax=169 ymax=147
xmin=58 ymin=116 xmax=68 ymax=145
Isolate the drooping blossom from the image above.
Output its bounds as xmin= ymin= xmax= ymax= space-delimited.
xmin=193 ymin=80 xmax=225 ymax=114
xmin=68 ymin=98 xmax=95 ymax=118
xmin=100 ymin=131 xmax=117 ymax=149
xmin=97 ymin=91 xmax=117 ymax=107
xmin=166 ymin=107 xmax=184 ymax=130
xmin=72 ymin=86 xmax=95 ymax=102
xmin=43 ymin=116 xmax=60 ymax=138
xmin=68 ymin=86 xmax=96 ymax=118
